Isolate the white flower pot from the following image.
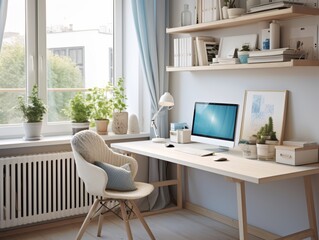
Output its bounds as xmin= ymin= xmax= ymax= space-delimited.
xmin=23 ymin=122 xmax=43 ymax=140
xmin=227 ymin=8 xmax=245 ymax=19
xmin=239 ymin=144 xmax=257 ymax=159
xmin=71 ymin=122 xmax=90 ymax=135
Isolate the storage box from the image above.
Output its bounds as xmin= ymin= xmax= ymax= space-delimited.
xmin=275 ymin=145 xmax=318 ymax=165
xmin=170 ymin=129 xmax=191 ymax=144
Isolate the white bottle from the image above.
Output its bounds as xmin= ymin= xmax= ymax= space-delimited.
xmin=270 ymin=20 xmax=280 ymax=49
xmin=181 ymin=4 xmax=192 ymax=26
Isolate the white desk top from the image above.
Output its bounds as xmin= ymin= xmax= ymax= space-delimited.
xmin=111 ymin=140 xmax=319 ymax=184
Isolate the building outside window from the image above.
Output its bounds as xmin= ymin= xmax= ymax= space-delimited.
xmin=0 ymin=0 xmax=119 ymax=137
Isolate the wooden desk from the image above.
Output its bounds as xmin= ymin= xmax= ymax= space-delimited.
xmin=111 ymin=140 xmax=319 ymax=240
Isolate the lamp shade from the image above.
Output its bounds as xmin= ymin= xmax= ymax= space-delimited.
xmin=158 ymin=92 xmax=174 ymax=107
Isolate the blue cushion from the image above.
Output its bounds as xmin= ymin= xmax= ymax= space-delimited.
xmin=94 ymin=161 xmax=137 ymax=191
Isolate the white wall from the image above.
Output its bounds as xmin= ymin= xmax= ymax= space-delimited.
xmin=169 ymin=1 xmax=319 ymax=236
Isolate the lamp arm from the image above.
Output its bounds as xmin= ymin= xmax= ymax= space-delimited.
xmin=151 ymin=106 xmax=165 ymax=139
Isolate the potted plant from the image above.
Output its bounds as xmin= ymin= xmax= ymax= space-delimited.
xmin=256 ymin=117 xmax=279 ymax=160
xmin=16 ymin=85 xmax=47 ymax=140
xmin=238 ymin=44 xmax=250 ymax=64
xmin=238 ymin=135 xmax=257 ymax=159
xmin=225 ymin=0 xmax=245 ymax=19
xmin=87 ymin=86 xmax=113 ymax=135
xmin=63 ymin=92 xmax=91 ymax=134
xmin=111 ymin=77 xmax=128 ymax=134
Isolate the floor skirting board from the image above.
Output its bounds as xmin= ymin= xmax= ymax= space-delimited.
xmin=184 ymin=201 xmax=280 ymax=240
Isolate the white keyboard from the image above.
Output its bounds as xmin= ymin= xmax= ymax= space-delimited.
xmin=174 ymin=147 xmax=214 ymax=157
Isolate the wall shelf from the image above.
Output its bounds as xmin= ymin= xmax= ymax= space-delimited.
xmin=166 ymin=60 xmax=319 ymax=72
xmin=166 ymin=6 xmax=319 ymax=34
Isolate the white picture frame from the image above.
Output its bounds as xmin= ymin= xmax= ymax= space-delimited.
xmin=240 ymin=90 xmax=288 ymax=144
xmin=218 ymin=34 xmax=258 ymax=59
xmin=288 ymin=25 xmax=318 ymax=60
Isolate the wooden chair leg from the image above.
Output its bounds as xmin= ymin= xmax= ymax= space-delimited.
xmin=130 ymin=200 xmax=156 ymax=240
xmin=97 ymin=201 xmax=104 ymax=237
xmin=120 ymin=200 xmax=133 ymax=240
xmin=76 ymin=198 xmax=100 ymax=240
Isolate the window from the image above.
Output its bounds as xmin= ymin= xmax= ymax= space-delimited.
xmin=0 ymin=0 xmax=122 ymax=137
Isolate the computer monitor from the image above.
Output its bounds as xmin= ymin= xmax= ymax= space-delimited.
xmin=191 ymin=102 xmax=239 ymax=151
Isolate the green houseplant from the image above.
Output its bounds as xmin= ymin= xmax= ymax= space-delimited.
xmin=87 ymin=86 xmax=113 ymax=135
xmin=111 ymin=77 xmax=128 ymax=134
xmin=63 ymin=92 xmax=91 ymax=134
xmin=256 ymin=116 xmax=279 ymax=160
xmin=17 ymin=85 xmax=47 ymax=140
xmin=238 ymin=44 xmax=251 ymax=64
xmin=225 ymin=0 xmax=245 ymax=19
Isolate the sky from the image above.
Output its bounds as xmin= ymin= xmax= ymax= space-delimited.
xmin=5 ymin=0 xmax=113 ymax=34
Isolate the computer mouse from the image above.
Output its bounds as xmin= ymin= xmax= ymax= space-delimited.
xmin=165 ymin=143 xmax=175 ymax=148
xmin=215 ymin=157 xmax=228 ymax=161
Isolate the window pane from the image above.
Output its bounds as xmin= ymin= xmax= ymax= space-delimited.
xmin=0 ymin=0 xmax=26 ymax=124
xmin=46 ymin=0 xmax=114 ymax=122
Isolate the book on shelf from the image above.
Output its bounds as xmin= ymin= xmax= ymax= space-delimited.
xmin=211 ymin=58 xmax=240 ymax=65
xmin=201 ymin=0 xmax=220 ymax=23
xmin=173 ymin=37 xmax=197 ymax=67
xmin=249 ymin=48 xmax=306 ymax=57
xmin=249 ymin=1 xmax=303 ymax=13
xmin=247 ymin=54 xmax=305 ymax=63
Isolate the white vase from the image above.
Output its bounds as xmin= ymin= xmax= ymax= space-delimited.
xmin=23 ymin=122 xmax=43 ymax=140
xmin=112 ymin=112 xmax=128 ymax=134
xmin=128 ymin=114 xmax=140 ymax=134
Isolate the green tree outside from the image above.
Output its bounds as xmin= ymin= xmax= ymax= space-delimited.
xmin=0 ymin=40 xmax=83 ymax=124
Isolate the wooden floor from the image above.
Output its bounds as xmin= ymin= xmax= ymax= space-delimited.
xmin=2 ymin=210 xmax=262 ymax=240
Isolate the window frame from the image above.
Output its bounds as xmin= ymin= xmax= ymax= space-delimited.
xmin=0 ymin=0 xmax=122 ymax=138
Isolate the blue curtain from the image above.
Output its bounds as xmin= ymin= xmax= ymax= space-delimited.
xmin=0 ymin=0 xmax=8 ymax=50
xmin=131 ymin=0 xmax=170 ymax=210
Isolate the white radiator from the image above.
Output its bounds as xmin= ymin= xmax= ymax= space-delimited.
xmin=0 ymin=152 xmax=95 ymax=229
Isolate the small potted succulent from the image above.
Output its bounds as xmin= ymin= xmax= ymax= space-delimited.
xmin=111 ymin=77 xmax=128 ymax=134
xmin=17 ymin=85 xmax=47 ymax=140
xmin=63 ymin=92 xmax=92 ymax=134
xmin=86 ymin=85 xmax=113 ymax=135
xmin=238 ymin=44 xmax=251 ymax=64
xmin=256 ymin=117 xmax=279 ymax=160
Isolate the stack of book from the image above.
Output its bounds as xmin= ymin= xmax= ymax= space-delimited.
xmin=248 ymin=48 xmax=305 ymax=64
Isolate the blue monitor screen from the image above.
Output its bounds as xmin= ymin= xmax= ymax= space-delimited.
xmin=191 ymin=102 xmax=238 ymax=141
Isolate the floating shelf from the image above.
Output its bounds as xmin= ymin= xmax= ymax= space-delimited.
xmin=166 ymin=60 xmax=319 ymax=72
xmin=166 ymin=6 xmax=319 ymax=34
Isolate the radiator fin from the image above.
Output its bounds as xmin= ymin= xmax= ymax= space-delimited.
xmin=0 ymin=152 xmax=96 ymax=229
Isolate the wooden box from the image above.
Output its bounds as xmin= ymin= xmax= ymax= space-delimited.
xmin=275 ymin=145 xmax=318 ymax=165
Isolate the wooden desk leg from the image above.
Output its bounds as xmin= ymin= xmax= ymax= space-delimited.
xmin=304 ymin=176 xmax=318 ymax=240
xmin=235 ymin=180 xmax=248 ymax=240
xmin=176 ymin=164 xmax=183 ymax=209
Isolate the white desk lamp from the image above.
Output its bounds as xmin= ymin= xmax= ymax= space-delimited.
xmin=151 ymin=92 xmax=174 ymax=143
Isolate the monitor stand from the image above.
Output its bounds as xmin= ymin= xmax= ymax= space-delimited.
xmin=205 ymin=146 xmax=229 ymax=153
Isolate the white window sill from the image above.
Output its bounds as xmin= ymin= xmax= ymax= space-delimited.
xmin=0 ymin=132 xmax=150 ymax=150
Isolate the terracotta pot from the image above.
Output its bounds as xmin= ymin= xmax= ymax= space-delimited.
xmin=95 ymin=119 xmax=109 ymax=135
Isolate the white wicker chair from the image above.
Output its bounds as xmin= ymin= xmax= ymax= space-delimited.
xmin=71 ymin=130 xmax=155 ymax=240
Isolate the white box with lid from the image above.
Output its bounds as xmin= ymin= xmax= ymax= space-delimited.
xmin=275 ymin=145 xmax=318 ymax=165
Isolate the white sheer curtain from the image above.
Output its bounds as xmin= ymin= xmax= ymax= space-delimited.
xmin=0 ymin=0 xmax=8 ymax=50
xmin=131 ymin=0 xmax=171 ymax=210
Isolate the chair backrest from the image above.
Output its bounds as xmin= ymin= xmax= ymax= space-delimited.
xmin=71 ymin=130 xmax=138 ymax=178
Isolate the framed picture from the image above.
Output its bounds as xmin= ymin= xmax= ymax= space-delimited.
xmin=218 ymin=34 xmax=258 ymax=59
xmin=240 ymin=90 xmax=288 ymax=144
xmin=288 ymin=25 xmax=318 ymax=60
xmin=195 ymin=36 xmax=217 ymax=66
xmin=204 ymin=41 xmax=219 ymax=64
